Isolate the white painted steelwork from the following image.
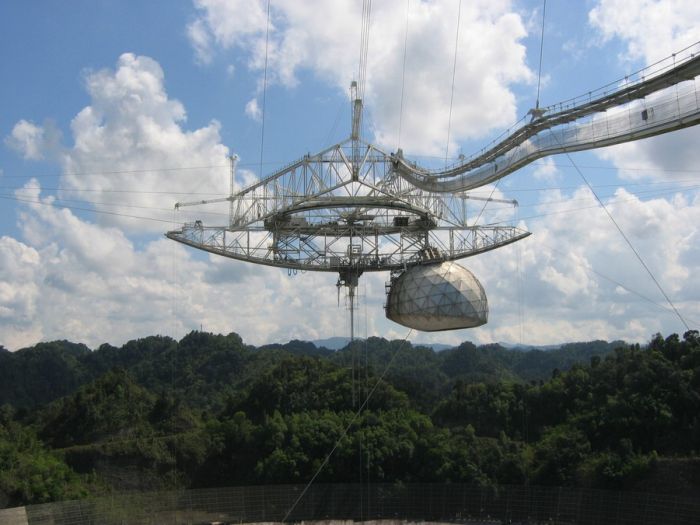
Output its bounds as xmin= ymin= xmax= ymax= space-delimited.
xmin=166 ymin=43 xmax=700 ymax=332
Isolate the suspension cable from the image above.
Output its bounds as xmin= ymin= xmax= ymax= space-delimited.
xmin=535 ymin=0 xmax=547 ymax=109
xmin=444 ymin=0 xmax=462 ymax=165
xmin=552 ymin=132 xmax=690 ymax=331
xmin=259 ymin=0 xmax=271 ymax=179
xmin=397 ymin=0 xmax=410 ymax=149
xmin=281 ymin=328 xmax=414 ymax=522
xmin=358 ymin=0 xmax=373 ymax=101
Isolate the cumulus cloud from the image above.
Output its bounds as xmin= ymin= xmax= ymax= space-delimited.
xmin=588 ymin=0 xmax=700 ymax=182
xmin=187 ymin=17 xmax=215 ymax=64
xmin=187 ymin=0 xmax=533 ymax=155
xmin=589 ymin=0 xmax=700 ymax=63
xmin=2 ymin=177 xmax=698 ymax=350
xmin=6 ymin=120 xmax=47 ymax=160
xmin=42 ymin=53 xmax=234 ymax=232
xmin=187 ymin=0 xmax=268 ymax=64
xmin=532 ymin=158 xmax=560 ymax=182
xmin=596 ymin=123 xmax=700 ymax=181
xmin=0 ymin=179 xmax=353 ymax=350
xmin=0 ymin=235 xmax=42 ymax=349
xmin=245 ymin=97 xmax=262 ymax=121
xmin=459 ymin=185 xmax=700 ymax=346
xmin=0 ymin=52 xmax=375 ymax=351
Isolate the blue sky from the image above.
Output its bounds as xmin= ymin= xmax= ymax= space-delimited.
xmin=1 ymin=0 xmax=699 ymax=350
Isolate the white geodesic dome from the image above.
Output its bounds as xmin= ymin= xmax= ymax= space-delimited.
xmin=385 ymin=261 xmax=488 ymax=331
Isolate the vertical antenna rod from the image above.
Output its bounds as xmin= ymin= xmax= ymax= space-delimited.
xmin=228 ymin=154 xmax=239 ymax=226
xmin=351 ymin=81 xmax=363 ymax=181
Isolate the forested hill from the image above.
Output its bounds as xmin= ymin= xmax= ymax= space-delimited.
xmin=0 ymin=333 xmax=620 ymax=410
xmin=1 ymin=331 xmax=699 ymax=509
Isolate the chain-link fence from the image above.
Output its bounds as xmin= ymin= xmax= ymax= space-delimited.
xmin=0 ymin=483 xmax=697 ymax=525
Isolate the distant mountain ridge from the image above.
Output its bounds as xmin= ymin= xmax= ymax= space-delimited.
xmin=0 ymin=332 xmax=625 ymax=411
xmin=312 ymin=337 xmax=453 ymax=352
xmin=310 ymin=339 xmax=587 ymax=353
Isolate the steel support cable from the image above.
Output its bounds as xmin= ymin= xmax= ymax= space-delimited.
xmin=535 ymin=0 xmax=547 ymax=109
xmin=358 ymin=0 xmax=367 ymax=96
xmin=508 ymin=183 xmax=700 ymax=211
xmin=550 ymin=131 xmax=691 ymax=331
xmin=397 ymin=0 xmax=410 ymax=149
xmin=0 ymin=160 xmax=311 ymax=180
xmin=323 ymin=100 xmax=347 ymax=145
xmin=515 ymin=210 xmax=525 ymax=346
xmin=282 ymin=327 xmax=414 ymax=522
xmin=0 ymin=192 xmax=233 ymax=219
xmin=493 ymin=176 xmax=700 ymax=192
xmin=444 ymin=0 xmax=462 ymax=165
xmin=0 ymin=164 xmax=229 ymax=180
xmin=358 ymin=0 xmax=372 ymax=101
xmin=0 ymin=194 xmax=180 ymax=224
xmin=5 ymin=170 xmax=699 ymax=196
xmin=259 ymin=0 xmax=271 ymax=179
xmin=159 ymin=180 xmax=700 ymax=229
xmin=0 ymin=185 xmax=228 ymax=196
xmin=482 ymin=184 xmax=700 ymax=227
xmin=539 ymin=242 xmax=700 ymax=328
xmin=472 ymin=179 xmax=502 ymax=227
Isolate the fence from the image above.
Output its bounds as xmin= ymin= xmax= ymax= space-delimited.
xmin=0 ymin=483 xmax=698 ymax=525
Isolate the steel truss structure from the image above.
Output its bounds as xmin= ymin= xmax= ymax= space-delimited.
xmin=167 ymin=42 xmax=700 ymax=330
xmin=167 ymin=135 xmax=528 ymax=274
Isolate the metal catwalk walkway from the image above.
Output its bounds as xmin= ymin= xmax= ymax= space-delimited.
xmin=394 ymin=46 xmax=700 ymax=192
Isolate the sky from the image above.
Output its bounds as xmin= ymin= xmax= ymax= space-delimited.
xmin=1 ymin=0 xmax=699 ymax=351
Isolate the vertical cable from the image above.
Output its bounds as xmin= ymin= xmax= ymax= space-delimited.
xmin=281 ymin=328 xmax=414 ymax=522
xmin=515 ymin=205 xmax=524 ymax=346
xmin=259 ymin=0 xmax=271 ymax=178
xmin=358 ymin=0 xmax=373 ymax=100
xmin=397 ymin=0 xmax=410 ymax=149
xmin=535 ymin=0 xmax=547 ymax=109
xmin=444 ymin=0 xmax=462 ymax=165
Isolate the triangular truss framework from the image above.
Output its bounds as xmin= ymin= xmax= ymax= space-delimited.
xmin=166 ymin=134 xmax=528 ymax=274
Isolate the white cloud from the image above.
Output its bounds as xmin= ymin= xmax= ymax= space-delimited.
xmin=6 ymin=120 xmax=47 ymax=160
xmin=596 ymin=124 xmax=700 ymax=181
xmin=4 ymin=4 xmax=699 ymax=351
xmin=0 ymin=52 xmax=367 ymax=351
xmin=588 ymin=0 xmax=700 ymax=183
xmin=532 ymin=158 xmax=560 ymax=182
xmin=0 ymin=235 xmax=42 ymax=349
xmin=589 ymin=0 xmax=700 ymax=64
xmin=187 ymin=17 xmax=215 ymax=64
xmin=433 ymin=0 xmax=700 ymax=348
xmin=245 ymin=97 xmax=262 ymax=121
xmin=187 ymin=0 xmax=268 ymax=64
xmin=460 ymin=185 xmax=700 ymax=345
xmin=0 ymin=179 xmax=354 ymax=350
xmin=43 ymin=53 xmax=234 ymax=233
xmin=188 ymin=0 xmax=534 ymax=155
xmin=2 ymin=177 xmax=698 ymax=350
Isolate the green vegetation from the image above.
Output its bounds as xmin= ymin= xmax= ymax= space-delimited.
xmin=1 ymin=330 xmax=699 ymax=508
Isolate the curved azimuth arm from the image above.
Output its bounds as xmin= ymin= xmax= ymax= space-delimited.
xmin=393 ymin=44 xmax=700 ymax=193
